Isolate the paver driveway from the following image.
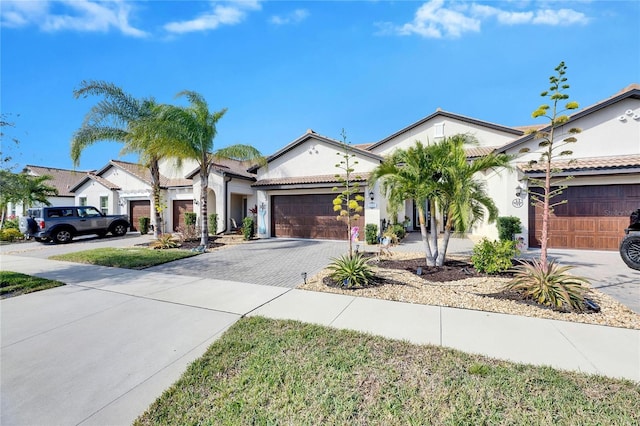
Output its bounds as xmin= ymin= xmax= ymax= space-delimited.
xmin=146 ymin=238 xmax=350 ymax=287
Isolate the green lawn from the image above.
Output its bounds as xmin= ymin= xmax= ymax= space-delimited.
xmin=136 ymin=317 xmax=640 ymax=425
xmin=0 ymin=271 xmax=65 ymax=298
xmin=50 ymin=247 xmax=198 ymax=269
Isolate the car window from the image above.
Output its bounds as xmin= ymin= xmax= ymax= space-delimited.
xmin=77 ymin=207 xmax=102 ymax=217
xmin=47 ymin=209 xmax=63 ymax=218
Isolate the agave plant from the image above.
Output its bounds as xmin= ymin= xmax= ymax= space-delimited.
xmin=327 ymin=253 xmax=375 ymax=287
xmin=505 ymin=258 xmax=590 ymax=312
xmin=149 ymin=234 xmax=180 ymax=250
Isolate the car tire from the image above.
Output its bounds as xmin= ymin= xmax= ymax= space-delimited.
xmin=53 ymin=228 xmax=73 ymax=244
xmin=620 ymin=234 xmax=640 ymax=271
xmin=111 ymin=222 xmax=128 ymax=237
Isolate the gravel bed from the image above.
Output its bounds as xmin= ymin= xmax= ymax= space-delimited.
xmin=299 ymin=252 xmax=640 ymax=330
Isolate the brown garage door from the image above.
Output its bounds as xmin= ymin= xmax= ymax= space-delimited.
xmin=272 ymin=194 xmax=365 ymax=240
xmin=129 ymin=200 xmax=151 ymax=232
xmin=528 ymin=184 xmax=640 ymax=250
xmin=173 ymin=200 xmax=194 ymax=231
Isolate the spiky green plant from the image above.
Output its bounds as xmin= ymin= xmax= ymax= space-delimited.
xmin=505 ymin=259 xmax=590 ymax=312
xmin=327 ymin=253 xmax=375 ymax=288
xmin=149 ymin=234 xmax=180 ymax=250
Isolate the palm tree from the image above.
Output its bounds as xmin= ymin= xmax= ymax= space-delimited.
xmin=371 ymin=141 xmax=441 ymax=266
xmin=0 ymin=171 xmax=57 ymax=227
xmin=435 ymin=135 xmax=511 ymax=265
xmin=371 ymin=135 xmax=511 ymax=267
xmin=71 ymin=81 xmax=180 ymax=238
xmin=148 ymin=91 xmax=263 ymax=247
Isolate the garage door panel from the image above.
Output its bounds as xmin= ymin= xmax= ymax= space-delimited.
xmin=573 ymin=236 xmax=595 ymax=249
xmin=529 ymin=184 xmax=639 ymax=250
xmin=272 ymin=194 xmax=365 ymax=240
xmin=129 ymin=200 xmax=151 ymax=232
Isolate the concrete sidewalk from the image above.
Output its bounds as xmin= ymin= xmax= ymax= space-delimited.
xmin=1 ymin=253 xmax=639 ymax=425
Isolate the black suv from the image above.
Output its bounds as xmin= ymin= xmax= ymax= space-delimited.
xmin=19 ymin=206 xmax=130 ymax=244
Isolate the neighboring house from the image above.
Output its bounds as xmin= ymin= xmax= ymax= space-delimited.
xmin=9 ymin=165 xmax=87 ymax=216
xmin=251 ymin=85 xmax=640 ymax=251
xmin=70 ymin=160 xmax=193 ymax=233
xmin=186 ymin=157 xmax=260 ymax=234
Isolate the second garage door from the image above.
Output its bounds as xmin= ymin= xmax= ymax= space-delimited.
xmin=528 ymin=184 xmax=640 ymax=250
xmin=173 ymin=200 xmax=194 ymax=231
xmin=129 ymin=200 xmax=151 ymax=232
xmin=272 ymin=194 xmax=365 ymax=240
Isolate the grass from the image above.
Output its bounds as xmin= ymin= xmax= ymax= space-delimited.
xmin=49 ymin=247 xmax=198 ymax=269
xmin=0 ymin=271 xmax=65 ymax=298
xmin=136 ymin=317 xmax=640 ymax=426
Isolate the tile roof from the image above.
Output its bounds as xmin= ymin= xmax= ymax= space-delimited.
xmin=110 ymin=160 xmax=192 ymax=187
xmin=253 ymin=173 xmax=371 ymax=187
xmin=86 ymin=173 xmax=121 ymax=190
xmin=465 ymin=146 xmax=501 ymax=158
xmin=518 ymin=155 xmax=640 ymax=173
xmin=24 ymin=165 xmax=89 ymax=197
xmin=185 ymin=156 xmax=258 ymax=180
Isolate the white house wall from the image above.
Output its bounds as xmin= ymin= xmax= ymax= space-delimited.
xmin=257 ymin=137 xmax=380 ymax=181
xmin=370 ymin=116 xmax=518 ymax=157
xmin=158 ymin=157 xmax=199 ymax=179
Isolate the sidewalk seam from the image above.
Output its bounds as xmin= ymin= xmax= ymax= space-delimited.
xmin=328 ymin=296 xmax=357 ymax=327
xmin=242 ymin=288 xmax=294 ymax=318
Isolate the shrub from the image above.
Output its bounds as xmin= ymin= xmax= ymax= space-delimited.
xmin=0 ymin=228 xmax=23 ymax=242
xmin=392 ymin=223 xmax=406 ymax=240
xmin=365 ymin=224 xmax=378 ymax=245
xmin=505 ymin=258 xmax=590 ymax=312
xmin=149 ymin=234 xmax=180 ymax=250
xmin=208 ymin=213 xmax=218 ymax=235
xmin=497 ymin=216 xmax=522 ymax=242
xmin=2 ymin=218 xmax=19 ymax=230
xmin=242 ymin=217 xmax=254 ymax=241
xmin=175 ymin=225 xmax=199 ymax=242
xmin=327 ymin=253 xmax=375 ymax=287
xmin=138 ymin=217 xmax=150 ymax=235
xmin=184 ymin=212 xmax=197 ymax=226
xmin=472 ymin=238 xmax=518 ymax=274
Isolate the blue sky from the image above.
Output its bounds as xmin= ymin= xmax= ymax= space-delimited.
xmin=1 ymin=0 xmax=639 ymax=172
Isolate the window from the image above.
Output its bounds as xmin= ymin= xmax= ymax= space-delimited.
xmin=79 ymin=197 xmax=87 ymax=206
xmin=434 ymin=122 xmax=445 ymax=138
xmin=100 ymin=196 xmax=108 ymax=215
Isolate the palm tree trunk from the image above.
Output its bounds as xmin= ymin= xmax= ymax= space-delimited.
xmin=199 ymin=166 xmax=209 ymax=247
xmin=417 ymin=203 xmax=435 ymax=266
xmin=149 ymin=159 xmax=162 ymax=238
xmin=437 ymin=216 xmax=454 ymax=267
xmin=429 ymin=199 xmax=439 ymax=265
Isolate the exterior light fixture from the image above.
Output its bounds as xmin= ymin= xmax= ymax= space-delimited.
xmin=369 ymin=190 xmax=374 ymax=201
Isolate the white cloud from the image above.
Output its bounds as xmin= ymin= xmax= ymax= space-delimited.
xmin=379 ymin=0 xmax=589 ymax=39
xmin=270 ymin=9 xmax=309 ymax=26
xmin=397 ymin=0 xmax=480 ymax=39
xmin=164 ymin=0 xmax=262 ymax=34
xmin=0 ymin=0 xmax=147 ymax=37
xmin=533 ymin=9 xmax=588 ymax=26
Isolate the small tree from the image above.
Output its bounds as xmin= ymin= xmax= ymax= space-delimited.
xmin=332 ymin=129 xmax=364 ymax=257
xmin=507 ymin=61 xmax=589 ymax=312
xmin=521 ymin=61 xmax=581 ymax=270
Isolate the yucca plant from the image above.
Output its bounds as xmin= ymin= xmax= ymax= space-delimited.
xmin=505 ymin=258 xmax=590 ymax=312
xmin=149 ymin=234 xmax=180 ymax=250
xmin=327 ymin=253 xmax=375 ymax=288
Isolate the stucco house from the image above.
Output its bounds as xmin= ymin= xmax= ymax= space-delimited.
xmin=250 ymin=84 xmax=640 ymax=251
xmin=70 ymin=160 xmax=193 ymax=233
